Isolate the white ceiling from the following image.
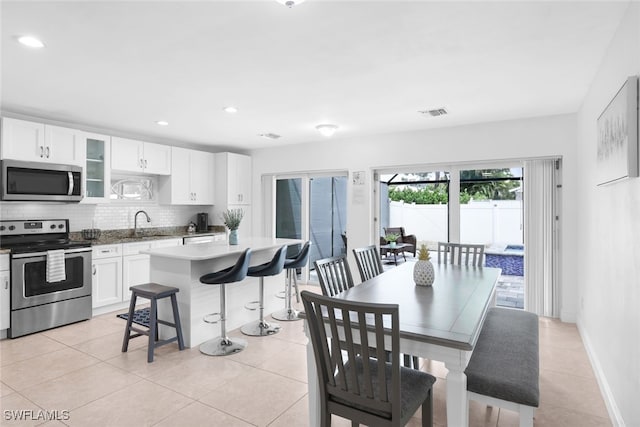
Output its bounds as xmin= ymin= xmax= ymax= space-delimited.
xmin=0 ymin=1 xmax=629 ymax=151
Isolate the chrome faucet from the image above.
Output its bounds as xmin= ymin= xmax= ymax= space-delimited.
xmin=134 ymin=210 xmax=151 ymax=236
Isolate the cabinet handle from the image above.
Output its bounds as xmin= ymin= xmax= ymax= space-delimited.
xmin=139 ymin=158 xmax=144 ymax=168
xmin=92 ymin=265 xmax=96 ymax=275
xmin=144 ymin=159 xmax=148 ymax=168
xmin=194 ymin=192 xmax=196 ymax=201
xmin=4 ymin=278 xmax=8 ymax=290
xmin=45 ymin=146 xmax=50 ymax=158
xmin=40 ymin=146 xmax=44 ymax=158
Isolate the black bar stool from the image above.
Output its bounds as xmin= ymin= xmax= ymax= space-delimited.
xmin=121 ymin=282 xmax=185 ymax=363
xmin=272 ymin=241 xmax=310 ymax=321
xmin=241 ymin=245 xmax=288 ymax=336
xmin=199 ymin=248 xmax=252 ymax=356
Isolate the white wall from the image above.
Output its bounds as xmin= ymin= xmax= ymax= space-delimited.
xmin=250 ymin=113 xmax=578 ymax=321
xmin=576 ymin=3 xmax=640 ymax=426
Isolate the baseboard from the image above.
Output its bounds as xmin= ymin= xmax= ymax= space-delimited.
xmin=576 ymin=319 xmax=625 ymax=426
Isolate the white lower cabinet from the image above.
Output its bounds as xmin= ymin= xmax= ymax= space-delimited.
xmin=122 ymin=239 xmax=182 ymax=302
xmin=92 ymin=238 xmax=182 ymax=310
xmin=122 ymin=254 xmax=150 ymax=303
xmin=1 ymin=254 xmax=9 ymax=331
xmin=92 ymin=244 xmax=123 ymax=308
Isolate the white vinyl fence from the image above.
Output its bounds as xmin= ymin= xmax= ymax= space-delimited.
xmin=388 ymin=200 xmax=523 ymax=246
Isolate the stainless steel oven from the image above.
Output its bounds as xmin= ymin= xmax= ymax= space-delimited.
xmin=1 ymin=219 xmax=93 ymax=338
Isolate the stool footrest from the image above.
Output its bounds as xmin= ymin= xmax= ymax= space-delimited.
xmin=244 ymin=301 xmax=260 ymax=311
xmin=204 ymin=312 xmax=221 ymax=324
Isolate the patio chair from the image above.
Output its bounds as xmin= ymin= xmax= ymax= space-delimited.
xmin=301 ymin=290 xmax=436 ymax=427
xmin=383 ymin=227 xmax=417 ymax=257
xmin=352 ymin=245 xmax=384 ymax=282
xmin=314 ymin=254 xmax=355 ymax=297
xmin=437 ymin=242 xmax=485 ymax=267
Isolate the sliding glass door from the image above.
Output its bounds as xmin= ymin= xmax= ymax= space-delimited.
xmin=273 ymin=173 xmax=347 ymax=283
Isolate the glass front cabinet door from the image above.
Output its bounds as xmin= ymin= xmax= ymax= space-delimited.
xmin=81 ymin=132 xmax=111 ymax=204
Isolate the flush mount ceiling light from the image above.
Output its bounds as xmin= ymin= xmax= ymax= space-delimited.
xmin=315 ymin=124 xmax=339 ymax=137
xmin=259 ymin=133 xmax=281 ymax=140
xmin=223 ymin=106 xmax=238 ymax=114
xmin=17 ymin=35 xmax=45 ymax=48
xmin=276 ymin=0 xmax=306 ymax=8
xmin=155 ymin=120 xmax=169 ymax=126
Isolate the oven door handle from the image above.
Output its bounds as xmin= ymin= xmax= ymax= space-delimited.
xmin=11 ymin=247 xmax=92 ymax=259
xmin=68 ymin=171 xmax=74 ymax=196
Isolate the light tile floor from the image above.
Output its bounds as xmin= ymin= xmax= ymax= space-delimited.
xmin=0 ymin=287 xmax=611 ymax=427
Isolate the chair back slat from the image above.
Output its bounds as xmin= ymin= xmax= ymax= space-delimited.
xmin=314 ymin=255 xmax=355 ymax=296
xmin=437 ymin=242 xmax=485 ymax=267
xmin=352 ymin=245 xmax=384 ymax=282
xmin=301 ymin=291 xmax=400 ymax=420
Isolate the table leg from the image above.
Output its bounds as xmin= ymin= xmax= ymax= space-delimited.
xmin=304 ymin=320 xmax=321 ymax=427
xmin=393 ymin=251 xmax=398 ymax=265
xmin=445 ymin=361 xmax=469 ymax=427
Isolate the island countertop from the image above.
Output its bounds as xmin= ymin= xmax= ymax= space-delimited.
xmin=142 ymin=237 xmax=302 ymax=261
xmin=145 ymin=236 xmax=304 ymax=348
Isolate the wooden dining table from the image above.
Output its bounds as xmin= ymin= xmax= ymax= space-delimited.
xmin=303 ymin=261 xmax=501 ymax=427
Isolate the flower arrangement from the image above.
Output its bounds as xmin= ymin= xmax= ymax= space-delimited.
xmin=222 ymin=208 xmax=244 ymax=231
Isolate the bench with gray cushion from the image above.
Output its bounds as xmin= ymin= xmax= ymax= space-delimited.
xmin=465 ymin=307 xmax=539 ymax=427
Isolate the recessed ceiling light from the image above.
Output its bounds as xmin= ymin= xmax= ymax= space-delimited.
xmin=155 ymin=120 xmax=169 ymax=126
xmin=223 ymin=106 xmax=238 ymax=114
xmin=259 ymin=133 xmax=281 ymax=140
xmin=17 ymin=35 xmax=45 ymax=48
xmin=315 ymin=124 xmax=339 ymax=137
xmin=276 ymin=0 xmax=306 ymax=8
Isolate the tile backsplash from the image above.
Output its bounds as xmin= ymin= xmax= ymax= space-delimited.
xmin=0 ymin=202 xmax=216 ymax=232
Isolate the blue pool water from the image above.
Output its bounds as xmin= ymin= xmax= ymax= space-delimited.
xmin=486 ymin=245 xmax=524 ymax=276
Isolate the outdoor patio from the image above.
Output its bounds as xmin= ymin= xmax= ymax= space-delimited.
xmin=380 ymin=255 xmax=525 ymax=310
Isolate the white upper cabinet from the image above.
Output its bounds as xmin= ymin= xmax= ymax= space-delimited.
xmin=159 ymin=147 xmax=214 ymax=205
xmin=111 ymin=137 xmax=171 ymax=175
xmin=143 ymin=142 xmax=171 ymax=175
xmin=215 ymin=152 xmax=252 ymax=205
xmin=1 ymin=118 xmax=83 ymax=166
xmin=81 ymin=132 xmax=111 ymax=204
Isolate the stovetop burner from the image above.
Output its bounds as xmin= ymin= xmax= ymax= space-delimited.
xmin=6 ymin=240 xmax=91 ymax=254
xmin=0 ymin=219 xmax=91 ymax=253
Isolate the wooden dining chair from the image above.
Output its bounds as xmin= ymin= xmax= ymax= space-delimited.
xmin=437 ymin=242 xmax=485 ymax=267
xmin=314 ymin=254 xmax=355 ymax=297
xmin=301 ymin=290 xmax=436 ymax=427
xmin=352 ymin=245 xmax=384 ymax=282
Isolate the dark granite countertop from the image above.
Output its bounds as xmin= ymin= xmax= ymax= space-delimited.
xmin=70 ymin=226 xmax=226 ymax=246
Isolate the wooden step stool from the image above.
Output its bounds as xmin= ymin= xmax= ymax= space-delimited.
xmin=121 ymin=283 xmax=185 ymax=363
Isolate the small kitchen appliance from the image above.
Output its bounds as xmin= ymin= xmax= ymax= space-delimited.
xmin=196 ymin=213 xmax=208 ymax=232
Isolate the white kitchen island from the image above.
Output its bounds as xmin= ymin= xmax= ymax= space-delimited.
xmin=143 ymin=237 xmax=303 ymax=348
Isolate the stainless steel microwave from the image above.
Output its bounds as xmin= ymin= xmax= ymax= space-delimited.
xmin=1 ymin=159 xmax=83 ymax=202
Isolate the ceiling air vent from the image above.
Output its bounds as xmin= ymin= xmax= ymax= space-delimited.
xmin=259 ymin=133 xmax=281 ymax=140
xmin=418 ymin=108 xmax=448 ymax=117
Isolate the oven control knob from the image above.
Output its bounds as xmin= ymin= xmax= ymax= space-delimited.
xmin=50 ymin=224 xmax=56 ymax=229
xmin=8 ymin=225 xmax=15 ymax=231
xmin=58 ymin=224 xmax=64 ymax=229
xmin=0 ymin=226 xmax=5 ymax=231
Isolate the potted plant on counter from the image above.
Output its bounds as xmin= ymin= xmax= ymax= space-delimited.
xmin=222 ymin=208 xmax=244 ymax=245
